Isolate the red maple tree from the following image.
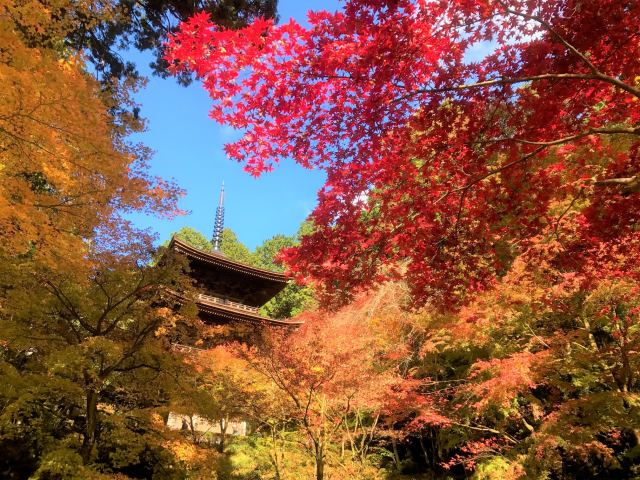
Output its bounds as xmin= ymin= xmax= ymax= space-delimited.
xmin=166 ymin=0 xmax=640 ymax=307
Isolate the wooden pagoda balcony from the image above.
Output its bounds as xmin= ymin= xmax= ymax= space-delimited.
xmin=196 ymin=293 xmax=260 ymax=314
xmin=194 ymin=292 xmax=303 ymax=326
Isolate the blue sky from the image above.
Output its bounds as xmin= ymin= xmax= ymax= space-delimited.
xmin=128 ymin=0 xmax=341 ymax=250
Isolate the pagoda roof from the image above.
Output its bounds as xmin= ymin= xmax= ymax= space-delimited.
xmin=169 ymin=237 xmax=289 ymax=284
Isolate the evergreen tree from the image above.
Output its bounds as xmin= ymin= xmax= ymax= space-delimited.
xmin=172 ymin=226 xmax=213 ymax=251
xmin=219 ymin=228 xmax=255 ymax=264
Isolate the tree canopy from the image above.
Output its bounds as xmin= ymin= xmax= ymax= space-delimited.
xmin=4 ymin=0 xmax=640 ymax=478
xmin=0 ymin=1 xmax=200 ymax=476
xmin=8 ymin=0 xmax=278 ymax=84
xmin=159 ymin=3 xmax=640 ymax=477
xmin=166 ymin=0 xmax=640 ymax=308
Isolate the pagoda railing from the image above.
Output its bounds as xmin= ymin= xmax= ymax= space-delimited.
xmin=196 ymin=293 xmax=260 ymax=314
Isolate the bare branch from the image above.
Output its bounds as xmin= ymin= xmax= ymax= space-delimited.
xmin=41 ymin=278 xmax=96 ymax=335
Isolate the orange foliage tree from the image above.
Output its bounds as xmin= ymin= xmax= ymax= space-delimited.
xmin=240 ymin=308 xmax=398 ymax=480
xmin=358 ymin=250 xmax=640 ymax=477
xmin=0 ymin=0 xmax=182 ymax=270
xmin=0 ymin=1 xmax=199 ymax=477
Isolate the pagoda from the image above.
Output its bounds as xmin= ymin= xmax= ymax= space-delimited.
xmin=168 ymin=183 xmax=302 ymax=327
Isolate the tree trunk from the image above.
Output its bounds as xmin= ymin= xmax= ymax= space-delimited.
xmin=189 ymin=415 xmax=198 ymax=444
xmin=581 ymin=315 xmax=599 ymax=351
xmin=419 ymin=435 xmax=429 ymax=467
xmin=360 ymin=411 xmax=380 ymax=461
xmin=218 ymin=416 xmax=228 ymax=453
xmin=269 ymin=426 xmax=282 ymax=480
xmin=391 ymin=436 xmax=401 ymax=470
xmin=314 ymin=441 xmax=325 ymax=480
xmin=80 ymin=388 xmax=99 ymax=464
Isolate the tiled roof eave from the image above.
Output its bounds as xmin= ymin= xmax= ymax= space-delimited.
xmin=169 ymin=237 xmax=289 ymax=284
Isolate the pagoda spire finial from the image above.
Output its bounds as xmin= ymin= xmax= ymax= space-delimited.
xmin=212 ymin=182 xmax=225 ymax=252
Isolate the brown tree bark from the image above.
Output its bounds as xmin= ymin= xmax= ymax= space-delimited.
xmin=218 ymin=415 xmax=229 ymax=453
xmin=80 ymin=388 xmax=99 ymax=464
xmin=314 ymin=440 xmax=325 ymax=480
xmin=391 ymin=437 xmax=401 ymax=470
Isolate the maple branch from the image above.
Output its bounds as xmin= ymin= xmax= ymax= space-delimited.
xmin=301 ymin=71 xmax=354 ymax=81
xmin=14 ymin=111 xmax=113 ymax=156
xmin=107 ymin=321 xmax=163 ymax=377
xmin=270 ymin=357 xmax=302 ymax=408
xmin=412 ymin=73 xmax=590 ymax=95
xmin=334 ymin=394 xmax=355 ymax=437
xmin=436 ymin=145 xmax=547 ymax=206
xmin=53 ymin=308 xmax=83 ymax=344
xmin=248 ymin=345 xmax=305 ymax=413
xmin=111 ymin=361 xmax=161 ymax=374
xmin=595 ymin=175 xmax=640 ymax=196
xmin=448 ymin=420 xmax=518 ymax=444
xmin=32 ymin=190 xmax=107 ymax=210
xmin=98 ymin=272 xmax=151 ymax=335
xmin=41 ymin=278 xmax=97 ymax=335
xmin=0 ymin=125 xmax=108 ymax=178
xmin=434 ymin=145 xmax=549 ymax=239
xmin=99 ymin=294 xmax=145 ymax=335
xmin=401 ymin=73 xmax=640 ymax=102
xmin=496 ymin=0 xmax=600 ymax=74
xmin=524 ymin=323 xmax=552 ymax=349
xmin=93 ymin=277 xmax=113 ymax=322
xmin=595 ymin=176 xmax=638 ymax=186
xmin=452 ymin=126 xmax=640 ymax=230
xmin=480 ymin=126 xmax=640 ymax=146
xmin=303 ymin=385 xmax=315 ymax=431
xmin=553 ymin=189 xmax=583 ymax=240
xmin=0 ymin=126 xmax=59 ymax=158
xmin=16 ymin=333 xmax=68 ymax=343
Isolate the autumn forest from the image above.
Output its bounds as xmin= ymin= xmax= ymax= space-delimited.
xmin=1 ymin=0 xmax=639 ymax=479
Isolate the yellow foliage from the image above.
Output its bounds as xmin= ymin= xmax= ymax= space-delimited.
xmin=163 ymin=439 xmax=221 ymax=478
xmin=0 ymin=0 xmax=181 ymax=274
